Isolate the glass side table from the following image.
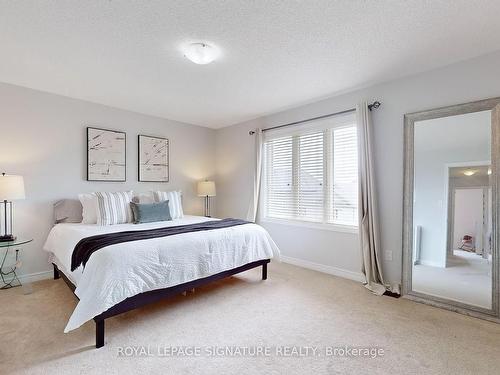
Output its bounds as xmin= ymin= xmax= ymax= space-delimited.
xmin=0 ymin=238 xmax=33 ymax=291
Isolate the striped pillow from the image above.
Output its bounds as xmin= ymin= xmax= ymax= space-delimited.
xmin=153 ymin=190 xmax=184 ymax=219
xmin=95 ymin=191 xmax=134 ymax=225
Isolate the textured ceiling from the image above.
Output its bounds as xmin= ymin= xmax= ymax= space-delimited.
xmin=1 ymin=1 xmax=500 ymax=128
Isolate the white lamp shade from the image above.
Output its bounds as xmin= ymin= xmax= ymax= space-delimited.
xmin=197 ymin=181 xmax=216 ymax=197
xmin=0 ymin=175 xmax=25 ymax=200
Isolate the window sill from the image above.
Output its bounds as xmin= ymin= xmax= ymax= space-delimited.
xmin=260 ymin=217 xmax=359 ymax=234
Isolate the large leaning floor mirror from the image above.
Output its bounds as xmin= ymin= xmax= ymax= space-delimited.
xmin=403 ymin=98 xmax=500 ymax=321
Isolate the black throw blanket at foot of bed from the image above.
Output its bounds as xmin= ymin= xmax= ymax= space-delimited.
xmin=71 ymin=218 xmax=250 ymax=271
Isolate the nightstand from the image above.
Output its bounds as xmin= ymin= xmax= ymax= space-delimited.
xmin=0 ymin=238 xmax=33 ymax=290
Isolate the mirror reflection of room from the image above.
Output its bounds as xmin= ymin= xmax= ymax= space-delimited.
xmin=412 ymin=110 xmax=492 ymax=309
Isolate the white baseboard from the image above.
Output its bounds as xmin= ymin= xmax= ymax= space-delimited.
xmin=16 ymin=270 xmax=52 ymax=284
xmin=13 ymin=260 xmax=364 ymax=286
xmin=279 ymin=255 xmax=365 ymax=283
xmin=12 ymin=261 xmax=364 ymax=289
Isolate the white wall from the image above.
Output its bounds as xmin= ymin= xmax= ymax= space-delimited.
xmin=0 ymin=82 xmax=216 ymax=280
xmin=215 ymin=50 xmax=500 ymax=284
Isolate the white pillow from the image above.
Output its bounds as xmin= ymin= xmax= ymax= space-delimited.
xmin=78 ymin=193 xmax=98 ymax=224
xmin=153 ymin=190 xmax=184 ymax=219
xmin=133 ymin=192 xmax=155 ymax=204
xmin=95 ymin=191 xmax=134 ymax=225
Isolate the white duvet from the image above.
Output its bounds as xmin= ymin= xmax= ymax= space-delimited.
xmin=43 ymin=215 xmax=280 ymax=332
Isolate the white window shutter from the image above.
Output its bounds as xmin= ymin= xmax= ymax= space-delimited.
xmin=265 ymin=136 xmax=294 ymax=219
xmin=297 ymin=131 xmax=324 ymax=222
xmin=330 ymin=126 xmax=358 ymax=225
xmin=263 ymin=115 xmax=358 ymax=227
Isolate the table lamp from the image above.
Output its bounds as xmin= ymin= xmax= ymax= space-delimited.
xmin=197 ymin=180 xmax=216 ymax=217
xmin=0 ymin=173 xmax=25 ymax=242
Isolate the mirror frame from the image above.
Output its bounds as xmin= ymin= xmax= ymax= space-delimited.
xmin=403 ymin=97 xmax=500 ymax=322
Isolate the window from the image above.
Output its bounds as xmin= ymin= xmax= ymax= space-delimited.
xmin=263 ymin=113 xmax=358 ymax=228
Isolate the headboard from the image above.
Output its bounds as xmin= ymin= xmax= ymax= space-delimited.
xmin=54 ymin=199 xmax=83 ymax=224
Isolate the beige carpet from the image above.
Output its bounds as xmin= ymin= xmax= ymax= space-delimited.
xmin=413 ymin=250 xmax=492 ymax=308
xmin=1 ymin=262 xmax=499 ymax=375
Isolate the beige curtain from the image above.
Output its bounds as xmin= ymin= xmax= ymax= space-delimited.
xmin=357 ymin=103 xmax=386 ymax=295
xmin=246 ymin=128 xmax=263 ymax=222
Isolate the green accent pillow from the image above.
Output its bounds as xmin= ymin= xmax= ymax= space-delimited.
xmin=130 ymin=200 xmax=172 ymax=224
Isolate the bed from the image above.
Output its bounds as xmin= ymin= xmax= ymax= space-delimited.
xmin=43 ymin=201 xmax=279 ymax=348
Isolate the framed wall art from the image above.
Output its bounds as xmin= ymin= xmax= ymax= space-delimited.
xmin=87 ymin=127 xmax=126 ymax=181
xmin=138 ymin=135 xmax=169 ymax=182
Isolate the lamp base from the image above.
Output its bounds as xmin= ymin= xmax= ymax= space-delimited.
xmin=204 ymin=196 xmax=212 ymax=218
xmin=0 ymin=235 xmax=16 ymax=242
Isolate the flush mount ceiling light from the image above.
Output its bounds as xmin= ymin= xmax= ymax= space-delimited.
xmin=463 ymin=170 xmax=476 ymax=176
xmin=183 ymin=42 xmax=219 ymax=65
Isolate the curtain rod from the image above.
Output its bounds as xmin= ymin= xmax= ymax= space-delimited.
xmin=249 ymin=101 xmax=381 ymax=135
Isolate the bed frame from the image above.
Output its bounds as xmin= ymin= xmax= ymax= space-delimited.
xmin=53 ymin=259 xmax=270 ymax=348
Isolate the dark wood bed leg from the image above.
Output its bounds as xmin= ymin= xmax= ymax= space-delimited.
xmin=53 ymin=264 xmax=60 ymax=280
xmin=262 ymin=262 xmax=267 ymax=280
xmin=95 ymin=319 xmax=105 ymax=348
